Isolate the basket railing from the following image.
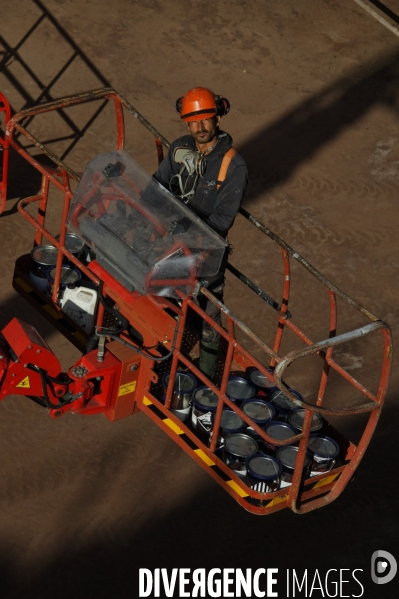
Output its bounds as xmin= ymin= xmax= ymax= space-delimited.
xmin=5 ymin=87 xmax=392 ymax=514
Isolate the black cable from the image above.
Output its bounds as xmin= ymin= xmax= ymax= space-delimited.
xmin=26 ymin=364 xmax=72 ymax=410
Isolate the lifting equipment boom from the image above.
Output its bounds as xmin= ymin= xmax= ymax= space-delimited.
xmin=0 ymin=88 xmax=392 ymax=515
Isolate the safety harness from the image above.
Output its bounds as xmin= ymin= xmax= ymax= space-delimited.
xmin=216 ymin=147 xmax=236 ymax=190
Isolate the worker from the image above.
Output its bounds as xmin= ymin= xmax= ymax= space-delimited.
xmin=154 ymin=87 xmax=248 ymax=380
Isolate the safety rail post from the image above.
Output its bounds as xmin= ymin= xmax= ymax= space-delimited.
xmin=33 ymin=174 xmax=50 ymax=247
xmin=0 ymin=92 xmax=11 ymax=215
xmin=164 ymin=300 xmax=189 ymax=410
xmin=112 ymin=95 xmax=125 ymax=151
xmin=316 ymin=290 xmax=337 ymax=406
xmin=209 ymin=315 xmax=236 ymax=453
xmin=271 ymin=248 xmax=291 ymax=366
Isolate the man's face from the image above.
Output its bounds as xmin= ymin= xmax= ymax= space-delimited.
xmin=187 ymin=116 xmax=220 ymax=147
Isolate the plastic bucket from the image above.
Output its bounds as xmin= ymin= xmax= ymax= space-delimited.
xmin=246 ymin=454 xmax=282 ymax=493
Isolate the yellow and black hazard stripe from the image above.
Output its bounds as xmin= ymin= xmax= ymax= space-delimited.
xmin=13 ymin=275 xmax=88 ymax=351
xmin=142 ymin=396 xmax=342 ymax=510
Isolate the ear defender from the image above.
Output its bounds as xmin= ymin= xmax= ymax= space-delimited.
xmin=215 ymin=96 xmax=230 ymax=117
xmin=175 ymin=97 xmax=183 ymax=114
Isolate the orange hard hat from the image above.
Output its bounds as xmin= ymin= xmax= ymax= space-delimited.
xmin=176 ymin=87 xmax=230 ymax=122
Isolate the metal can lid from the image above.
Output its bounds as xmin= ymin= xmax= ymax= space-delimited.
xmin=276 ymin=445 xmax=311 ymax=469
xmin=220 ymin=410 xmax=244 ymax=431
xmin=243 ymin=399 xmax=274 ymax=423
xmin=193 ymin=386 xmax=219 ymax=409
xmin=308 ymin=435 xmax=339 ymax=458
xmin=264 ymin=421 xmax=297 ymax=441
xmin=248 ymin=368 xmax=275 ymax=390
xmin=248 ymin=455 xmax=282 ymax=478
xmin=164 ymin=371 xmax=196 ymax=392
xmin=270 ymin=389 xmax=300 ymax=412
xmin=225 ymin=433 xmax=258 ymax=457
xmin=56 ymin=233 xmax=85 ymax=253
xmin=226 ymin=377 xmax=254 ymax=400
xmin=49 ymin=266 xmax=80 ymax=285
xmin=288 ymin=408 xmax=323 ymax=432
xmin=31 ymin=245 xmax=58 ymax=266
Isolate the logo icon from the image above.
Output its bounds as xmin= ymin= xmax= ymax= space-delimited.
xmin=371 ymin=550 xmax=397 ymax=584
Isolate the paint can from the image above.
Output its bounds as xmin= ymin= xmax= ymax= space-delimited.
xmin=288 ymin=408 xmax=324 ymax=433
xmin=223 ymin=433 xmax=258 ymax=479
xmin=208 ymin=409 xmax=246 ymax=456
xmin=226 ymin=376 xmax=255 ymax=404
xmin=308 ymin=435 xmax=340 ymax=475
xmin=276 ymin=445 xmax=311 ymax=487
xmin=247 ymin=367 xmax=278 ymax=398
xmin=29 ymin=245 xmax=58 ymax=291
xmin=246 ymin=454 xmax=282 ymax=493
xmin=161 ymin=370 xmax=197 ymax=422
xmin=55 ymin=233 xmax=85 ymax=262
xmin=261 ymin=421 xmax=298 ymax=453
xmin=46 ymin=265 xmax=82 ymax=295
xmin=269 ymin=388 xmax=303 ymax=420
xmin=241 ymin=398 xmax=275 ymax=439
xmin=191 ymin=386 xmax=219 ymax=435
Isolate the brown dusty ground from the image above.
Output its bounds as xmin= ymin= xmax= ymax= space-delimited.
xmin=1 ymin=1 xmax=399 ymax=597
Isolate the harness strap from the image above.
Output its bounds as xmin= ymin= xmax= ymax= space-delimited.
xmin=216 ymin=147 xmax=237 ymax=190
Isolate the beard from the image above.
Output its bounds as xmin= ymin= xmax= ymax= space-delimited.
xmin=193 ymin=129 xmax=214 ymax=144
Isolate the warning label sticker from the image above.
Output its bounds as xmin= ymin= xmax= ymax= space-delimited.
xmin=16 ymin=376 xmax=31 ymax=389
xmin=117 ymin=381 xmax=137 ymax=397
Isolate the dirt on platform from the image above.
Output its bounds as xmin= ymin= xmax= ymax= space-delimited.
xmin=1 ymin=1 xmax=399 ymax=598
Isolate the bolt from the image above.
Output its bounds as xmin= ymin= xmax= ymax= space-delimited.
xmin=36 ymin=349 xmax=41 ymax=354
xmin=56 ymin=389 xmax=64 ymax=396
xmin=130 ymin=364 xmax=138 ymax=371
xmin=72 ymin=366 xmax=88 ymax=377
xmin=54 ymin=410 xmax=62 ymax=418
xmin=28 ymin=346 xmax=33 ymax=350
xmin=0 ymin=356 xmax=4 ymax=359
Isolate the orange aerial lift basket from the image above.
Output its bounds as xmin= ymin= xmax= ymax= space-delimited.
xmin=1 ymin=88 xmax=392 ymax=515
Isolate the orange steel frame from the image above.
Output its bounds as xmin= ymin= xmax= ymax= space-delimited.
xmin=0 ymin=92 xmax=11 ymax=214
xmin=4 ymin=87 xmax=392 ymax=515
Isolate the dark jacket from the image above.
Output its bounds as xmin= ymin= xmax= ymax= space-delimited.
xmin=154 ymin=131 xmax=248 ymax=238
